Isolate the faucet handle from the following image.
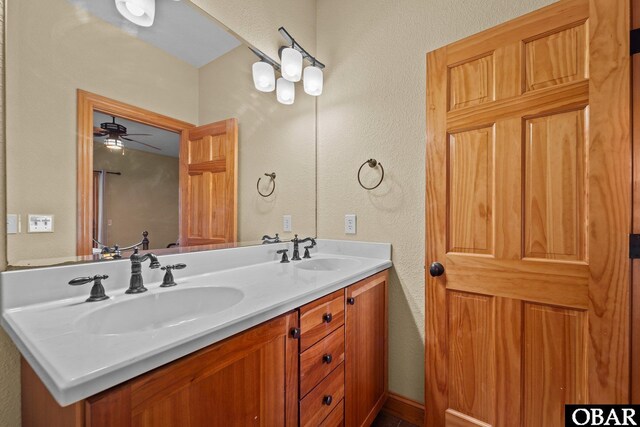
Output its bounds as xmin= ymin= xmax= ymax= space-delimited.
xmin=159 ymin=264 xmax=187 ymax=287
xmin=277 ymin=249 xmax=290 ymax=263
xmin=303 ymin=245 xmax=314 ymax=259
xmin=68 ymin=275 xmax=110 ymax=302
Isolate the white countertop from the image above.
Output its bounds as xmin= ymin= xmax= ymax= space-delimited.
xmin=0 ymin=239 xmax=391 ymax=406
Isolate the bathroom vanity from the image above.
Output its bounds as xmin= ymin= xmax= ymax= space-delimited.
xmin=1 ymin=240 xmax=391 ymax=426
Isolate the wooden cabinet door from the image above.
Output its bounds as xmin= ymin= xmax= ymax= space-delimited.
xmin=180 ymin=118 xmax=237 ymax=247
xmin=345 ymin=271 xmax=388 ymax=427
xmin=425 ymin=0 xmax=630 ymax=426
xmin=85 ymin=312 xmax=299 ymax=427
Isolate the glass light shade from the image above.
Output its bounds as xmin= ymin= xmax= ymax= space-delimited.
xmin=252 ymin=61 xmax=275 ymax=92
xmin=276 ymin=78 xmax=295 ymax=105
xmin=104 ymin=137 xmax=124 ymax=150
xmin=303 ymin=65 xmax=323 ymax=96
xmin=115 ymin=0 xmax=155 ymax=27
xmin=280 ymin=47 xmax=302 ymax=82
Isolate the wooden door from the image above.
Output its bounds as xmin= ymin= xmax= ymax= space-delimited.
xmin=180 ymin=118 xmax=238 ymax=247
xmin=632 ymin=0 xmax=640 ymax=405
xmin=425 ymin=0 xmax=631 ymax=426
xmin=345 ymin=271 xmax=388 ymax=427
xmin=85 ymin=312 xmax=299 ymax=427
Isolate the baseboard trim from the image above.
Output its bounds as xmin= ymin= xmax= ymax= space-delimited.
xmin=382 ymin=392 xmax=425 ymax=425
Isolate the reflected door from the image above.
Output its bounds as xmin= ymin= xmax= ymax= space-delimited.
xmin=425 ymin=0 xmax=631 ymax=426
xmin=180 ymin=118 xmax=238 ymax=246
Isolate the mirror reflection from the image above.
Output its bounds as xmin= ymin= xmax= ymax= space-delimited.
xmin=6 ymin=0 xmax=317 ymax=266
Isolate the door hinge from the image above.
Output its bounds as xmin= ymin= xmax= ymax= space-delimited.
xmin=630 ymin=234 xmax=640 ymax=258
xmin=632 ymin=28 xmax=640 ymax=55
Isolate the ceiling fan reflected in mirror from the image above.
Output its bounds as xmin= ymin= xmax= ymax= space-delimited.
xmin=94 ymin=116 xmax=161 ymax=152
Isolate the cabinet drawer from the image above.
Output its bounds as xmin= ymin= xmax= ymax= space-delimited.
xmin=320 ymin=399 xmax=344 ymax=427
xmin=300 ymin=290 xmax=345 ymax=351
xmin=300 ymin=326 xmax=345 ymax=397
xmin=300 ymin=363 xmax=345 ymax=427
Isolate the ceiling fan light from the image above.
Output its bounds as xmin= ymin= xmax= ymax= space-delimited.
xmin=303 ymin=65 xmax=323 ymax=96
xmin=252 ymin=61 xmax=275 ymax=92
xmin=115 ymin=0 xmax=155 ymax=27
xmin=104 ymin=137 xmax=124 ymax=150
xmin=280 ymin=47 xmax=302 ymax=82
xmin=276 ymin=78 xmax=295 ymax=105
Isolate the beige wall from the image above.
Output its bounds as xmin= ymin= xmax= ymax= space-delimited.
xmin=6 ymin=0 xmax=199 ymax=264
xmin=315 ymin=0 xmax=557 ymax=402
xmin=199 ymin=46 xmax=316 ymax=241
xmin=94 ymin=143 xmax=180 ymax=250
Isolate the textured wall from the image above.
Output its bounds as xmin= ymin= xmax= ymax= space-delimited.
xmin=316 ymin=0 xmax=557 ymax=402
xmin=93 ymin=143 xmax=180 ymax=249
xmin=191 ymin=0 xmax=316 ymax=62
xmin=199 ymin=47 xmax=316 ymax=242
xmin=6 ymin=0 xmax=199 ymax=264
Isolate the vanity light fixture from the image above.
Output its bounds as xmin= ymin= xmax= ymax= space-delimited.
xmin=248 ymin=28 xmax=325 ymax=104
xmin=276 ymin=78 xmax=295 ymax=105
xmin=280 ymin=47 xmax=303 ymax=82
xmin=303 ymin=62 xmax=323 ymax=96
xmin=252 ymin=61 xmax=276 ymax=92
xmin=115 ymin=0 xmax=156 ymax=27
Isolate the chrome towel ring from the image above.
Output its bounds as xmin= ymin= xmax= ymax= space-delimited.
xmin=357 ymin=159 xmax=384 ymax=190
xmin=257 ymin=172 xmax=276 ymax=197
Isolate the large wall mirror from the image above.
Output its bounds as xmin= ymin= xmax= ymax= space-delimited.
xmin=6 ymin=0 xmax=317 ymax=267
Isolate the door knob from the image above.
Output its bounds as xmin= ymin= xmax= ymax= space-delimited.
xmin=429 ymin=262 xmax=445 ymax=277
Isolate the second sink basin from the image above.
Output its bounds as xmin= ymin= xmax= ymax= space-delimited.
xmin=295 ymin=257 xmax=361 ymax=272
xmin=76 ymin=287 xmax=244 ymax=335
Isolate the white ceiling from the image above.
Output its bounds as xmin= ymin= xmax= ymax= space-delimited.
xmin=93 ymin=111 xmax=181 ymax=157
xmin=68 ymin=0 xmax=242 ymax=68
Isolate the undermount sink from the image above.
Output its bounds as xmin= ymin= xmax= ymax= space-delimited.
xmin=295 ymin=257 xmax=361 ymax=272
xmin=76 ymin=287 xmax=244 ymax=335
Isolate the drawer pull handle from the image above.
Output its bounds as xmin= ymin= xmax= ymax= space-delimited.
xmin=347 ymin=297 xmax=355 ymax=305
xmin=323 ymin=395 xmax=333 ymax=406
xmin=322 ymin=353 xmax=333 ymax=364
xmin=290 ymin=328 xmax=301 ymax=339
xmin=323 ymin=313 xmax=333 ymax=323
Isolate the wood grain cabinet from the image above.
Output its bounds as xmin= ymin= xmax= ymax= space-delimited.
xmin=22 ymin=270 xmax=388 ymax=427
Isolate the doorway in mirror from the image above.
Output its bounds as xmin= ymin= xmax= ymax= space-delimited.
xmin=77 ymin=90 xmax=238 ymax=257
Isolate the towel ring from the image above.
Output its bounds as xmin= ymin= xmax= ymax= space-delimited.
xmin=357 ymin=159 xmax=384 ymax=190
xmin=257 ymin=172 xmax=276 ymax=197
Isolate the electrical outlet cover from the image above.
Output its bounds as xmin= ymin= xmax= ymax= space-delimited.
xmin=345 ymin=214 xmax=357 ymax=234
xmin=28 ymin=214 xmax=54 ymax=233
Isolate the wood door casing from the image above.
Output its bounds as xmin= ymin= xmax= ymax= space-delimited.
xmin=76 ymin=90 xmax=195 ymax=256
xmin=180 ymin=118 xmax=238 ymax=247
xmin=425 ymin=0 xmax=631 ymax=426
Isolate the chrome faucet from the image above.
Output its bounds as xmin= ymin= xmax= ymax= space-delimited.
xmin=291 ymin=235 xmax=316 ymax=261
xmin=126 ymin=247 xmax=161 ymax=294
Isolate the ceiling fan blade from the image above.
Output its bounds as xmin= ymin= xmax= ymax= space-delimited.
xmin=123 ymin=133 xmax=153 ymax=137
xmin=93 ymin=127 xmax=108 ymax=136
xmin=122 ymin=137 xmax=162 ymax=151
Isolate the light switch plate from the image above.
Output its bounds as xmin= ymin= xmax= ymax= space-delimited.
xmin=283 ymin=215 xmax=292 ymax=232
xmin=28 ymin=214 xmax=54 ymax=233
xmin=345 ymin=214 xmax=357 ymax=234
xmin=7 ymin=214 xmax=19 ymax=234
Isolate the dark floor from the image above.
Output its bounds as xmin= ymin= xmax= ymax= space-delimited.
xmin=371 ymin=411 xmax=420 ymax=427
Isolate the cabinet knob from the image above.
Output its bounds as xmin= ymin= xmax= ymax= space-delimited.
xmin=347 ymin=297 xmax=355 ymax=305
xmin=323 ymin=313 xmax=333 ymax=323
xmin=322 ymin=353 xmax=333 ymax=364
xmin=290 ymin=327 xmax=301 ymax=339
xmin=323 ymin=395 xmax=333 ymax=406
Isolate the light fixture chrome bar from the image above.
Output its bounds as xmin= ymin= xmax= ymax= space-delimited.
xmin=248 ymin=46 xmax=281 ymax=72
xmin=278 ymin=27 xmax=325 ymax=69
